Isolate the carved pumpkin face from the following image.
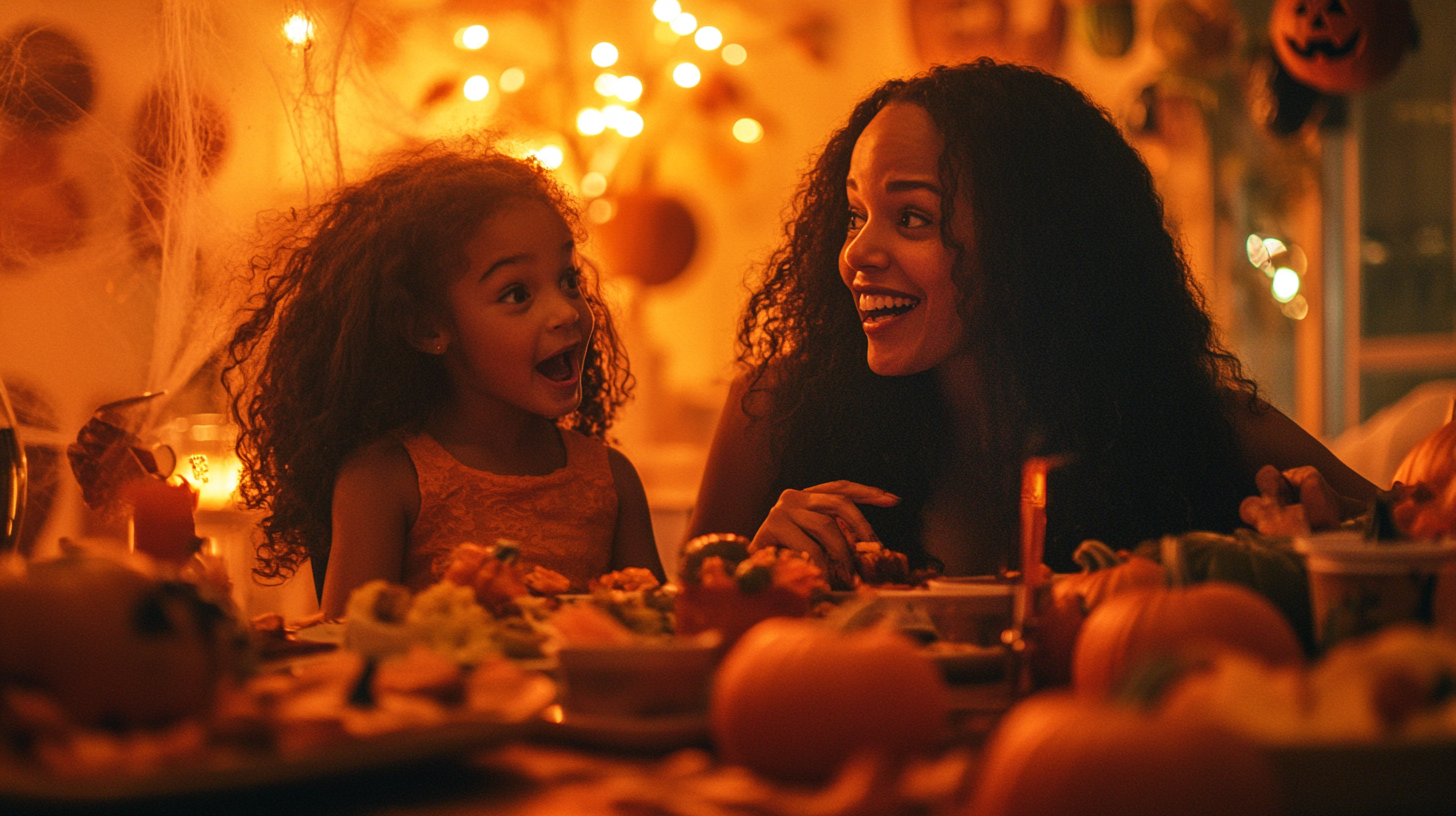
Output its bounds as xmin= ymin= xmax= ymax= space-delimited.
xmin=1270 ymin=0 xmax=1415 ymax=94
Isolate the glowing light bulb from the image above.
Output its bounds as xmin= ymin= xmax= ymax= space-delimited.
xmin=617 ymin=110 xmax=644 ymax=137
xmin=1262 ymin=237 xmax=1288 ymax=258
xmin=463 ymin=75 xmax=490 ymax=101
xmin=577 ymin=108 xmax=606 ymax=135
xmin=670 ymin=12 xmax=698 ymax=35
xmin=615 ymin=75 xmax=643 ymax=102
xmin=672 ymin=62 xmax=701 ymax=88
xmin=500 ymin=67 xmax=525 ymax=92
xmin=591 ymin=42 xmax=619 ymax=67
xmin=722 ymin=43 xmax=747 ymax=65
xmin=695 ymin=26 xmax=723 ymax=50
xmin=732 ymin=117 xmax=763 ymax=143
xmin=602 ymin=104 xmax=627 ymax=129
xmin=593 ymin=73 xmax=618 ymax=96
xmin=588 ymin=198 xmax=615 ymax=224
xmin=582 ymin=171 xmax=608 ymax=197
xmin=534 ymin=145 xmax=564 ymax=169
xmin=283 ymin=14 xmax=315 ymax=45
xmin=1272 ymin=267 xmax=1300 ymax=303
xmin=653 ymin=0 xmax=682 ymax=22
xmin=457 ymin=24 xmax=488 ymax=50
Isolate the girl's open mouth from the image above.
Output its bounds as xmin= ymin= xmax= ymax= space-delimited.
xmin=857 ymin=293 xmax=920 ymax=325
xmin=536 ymin=347 xmax=579 ymax=383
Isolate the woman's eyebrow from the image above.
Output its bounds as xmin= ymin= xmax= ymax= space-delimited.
xmin=885 ymin=179 xmax=942 ymax=195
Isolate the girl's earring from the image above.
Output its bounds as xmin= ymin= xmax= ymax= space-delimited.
xmin=432 ymin=340 xmax=446 ymax=354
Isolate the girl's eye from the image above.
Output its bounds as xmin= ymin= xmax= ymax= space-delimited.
xmin=560 ymin=268 xmax=582 ymax=295
xmin=846 ymin=210 xmax=865 ymax=231
xmin=498 ymin=284 xmax=530 ymax=305
xmin=899 ymin=209 xmax=933 ymax=229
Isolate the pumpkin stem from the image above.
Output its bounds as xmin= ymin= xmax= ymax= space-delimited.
xmin=1159 ymin=536 xmax=1187 ymax=588
xmin=1071 ymin=540 xmax=1122 ymax=573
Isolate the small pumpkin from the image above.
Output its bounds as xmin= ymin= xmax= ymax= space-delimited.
xmin=1135 ymin=530 xmax=1315 ymax=653
xmin=1270 ymin=0 xmax=1416 ymax=94
xmin=1055 ymin=540 xmax=1167 ymax=611
xmin=1072 ymin=581 xmax=1304 ymax=698
xmin=1032 ymin=541 xmax=1165 ymax=687
xmin=969 ymin=692 xmax=1281 ymax=816
xmin=709 ymin=617 xmax=949 ymax=784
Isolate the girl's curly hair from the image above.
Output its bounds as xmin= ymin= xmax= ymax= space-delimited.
xmin=741 ymin=60 xmax=1259 ymax=571
xmin=224 ymin=137 xmax=631 ymax=584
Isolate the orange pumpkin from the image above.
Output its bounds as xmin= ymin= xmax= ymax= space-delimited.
xmin=1390 ymin=421 xmax=1456 ymax=538
xmin=969 ymin=692 xmax=1281 ymax=816
xmin=1270 ymin=0 xmax=1415 ymax=94
xmin=0 ymin=554 xmax=236 ymax=729
xmin=1072 ymin=581 xmax=1303 ymax=698
xmin=1054 ymin=539 xmax=1167 ymax=611
xmin=1032 ymin=541 xmax=1166 ymax=687
xmin=709 ymin=617 xmax=949 ymax=784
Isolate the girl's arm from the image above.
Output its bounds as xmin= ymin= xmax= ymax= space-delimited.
xmin=320 ymin=437 xmax=420 ymax=618
xmin=607 ymin=448 xmax=665 ymax=581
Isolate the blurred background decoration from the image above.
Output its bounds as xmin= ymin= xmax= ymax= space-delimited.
xmin=0 ymin=0 xmax=1452 ymax=615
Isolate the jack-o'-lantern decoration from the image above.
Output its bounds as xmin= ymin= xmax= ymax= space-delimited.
xmin=1270 ymin=0 xmax=1416 ymax=94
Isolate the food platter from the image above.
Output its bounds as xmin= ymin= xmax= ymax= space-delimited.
xmin=0 ymin=715 xmax=527 ymax=810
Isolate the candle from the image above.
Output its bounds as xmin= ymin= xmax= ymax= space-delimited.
xmin=124 ymin=476 xmax=203 ymax=563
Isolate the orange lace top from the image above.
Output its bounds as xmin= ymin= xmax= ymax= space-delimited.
xmin=397 ymin=429 xmax=618 ymax=592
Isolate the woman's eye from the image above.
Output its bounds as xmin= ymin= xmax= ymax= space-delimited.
xmin=560 ymin=268 xmax=582 ymax=295
xmin=499 ymin=284 xmax=529 ymax=305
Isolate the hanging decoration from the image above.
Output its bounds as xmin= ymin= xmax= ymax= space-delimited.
xmin=1151 ymin=0 xmax=1239 ymax=78
xmin=1269 ymin=0 xmax=1418 ymax=94
xmin=592 ymin=190 xmax=698 ymax=287
xmin=907 ymin=0 xmax=1066 ymax=71
xmin=1074 ymin=0 xmax=1135 ymax=59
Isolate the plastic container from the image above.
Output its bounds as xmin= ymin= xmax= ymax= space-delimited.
xmin=1294 ymin=531 xmax=1456 ymax=647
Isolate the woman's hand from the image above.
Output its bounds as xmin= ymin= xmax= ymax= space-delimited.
xmin=749 ymin=481 xmax=900 ymax=589
xmin=1239 ymin=464 xmax=1344 ymax=536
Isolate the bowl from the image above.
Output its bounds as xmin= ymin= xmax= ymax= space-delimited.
xmin=555 ymin=638 xmax=721 ymax=718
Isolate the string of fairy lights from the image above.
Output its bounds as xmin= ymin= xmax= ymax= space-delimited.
xmin=281 ymin=3 xmax=762 ymax=208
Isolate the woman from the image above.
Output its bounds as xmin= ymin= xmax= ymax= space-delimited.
xmin=688 ymin=60 xmax=1372 ymax=586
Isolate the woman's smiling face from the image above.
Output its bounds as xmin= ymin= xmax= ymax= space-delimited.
xmin=840 ymin=102 xmax=972 ymax=377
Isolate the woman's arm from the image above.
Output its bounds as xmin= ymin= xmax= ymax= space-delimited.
xmin=607 ymin=447 xmax=665 ymax=581
xmin=320 ymin=437 xmax=419 ymax=618
xmin=1226 ymin=392 xmax=1378 ymax=523
xmin=687 ymin=372 xmax=779 ymax=541
xmin=689 ymin=372 xmax=897 ymax=588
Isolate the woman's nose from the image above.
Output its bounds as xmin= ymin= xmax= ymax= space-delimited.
xmin=841 ymin=220 xmax=889 ymax=273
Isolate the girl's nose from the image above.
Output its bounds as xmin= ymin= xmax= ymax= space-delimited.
xmin=546 ymin=291 xmax=584 ymax=331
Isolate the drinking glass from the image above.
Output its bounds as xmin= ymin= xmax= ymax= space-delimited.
xmin=0 ymin=374 xmax=27 ymax=554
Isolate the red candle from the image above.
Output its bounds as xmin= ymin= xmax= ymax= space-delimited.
xmin=124 ymin=476 xmax=202 ymax=563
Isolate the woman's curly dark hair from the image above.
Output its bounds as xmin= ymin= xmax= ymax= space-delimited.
xmin=741 ymin=60 xmax=1260 ymax=572
xmin=224 ymin=137 xmax=631 ymax=584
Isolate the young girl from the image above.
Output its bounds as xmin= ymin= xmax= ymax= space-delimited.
xmin=226 ymin=139 xmax=662 ymax=616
